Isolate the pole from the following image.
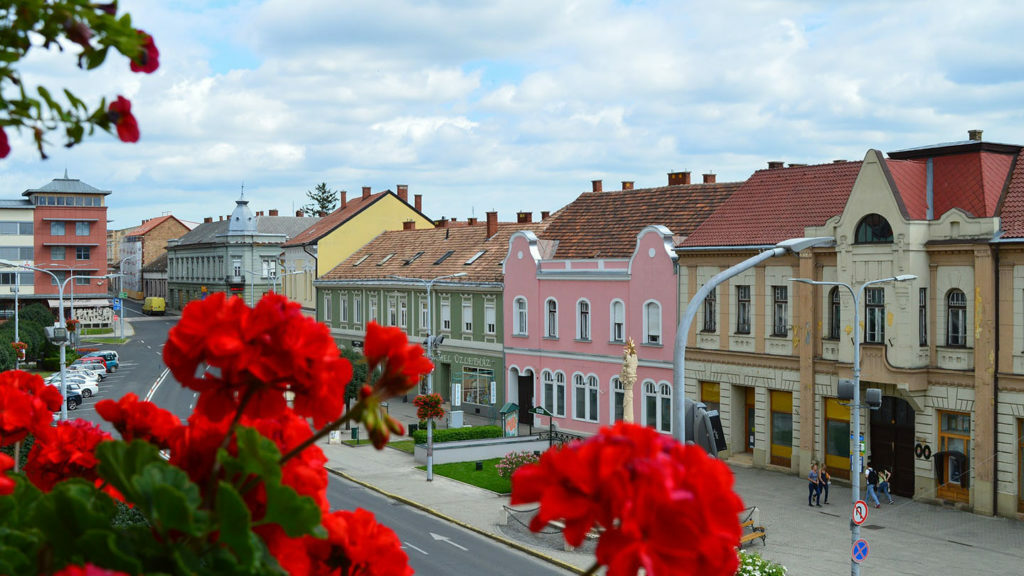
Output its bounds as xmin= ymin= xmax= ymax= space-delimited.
xmin=13 ymin=274 xmax=19 ymax=370
xmin=849 ymin=283 xmax=862 ymax=576
xmin=426 ymin=279 xmax=434 ymax=481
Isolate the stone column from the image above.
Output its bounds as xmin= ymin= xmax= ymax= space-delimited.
xmin=973 ymin=246 xmax=995 ymax=515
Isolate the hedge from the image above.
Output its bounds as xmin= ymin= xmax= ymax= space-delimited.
xmin=412 ymin=425 xmax=503 ymax=444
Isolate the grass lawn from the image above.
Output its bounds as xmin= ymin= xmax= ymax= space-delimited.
xmin=388 ymin=440 xmax=414 ymax=454
xmin=81 ymin=328 xmax=114 ymax=335
xmin=82 ymin=337 xmax=128 ymax=344
xmin=417 ymin=458 xmax=510 ymax=494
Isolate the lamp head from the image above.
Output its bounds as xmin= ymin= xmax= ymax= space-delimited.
xmin=894 ymin=274 xmax=917 ymax=282
xmin=452 ymin=272 xmax=467 ymax=278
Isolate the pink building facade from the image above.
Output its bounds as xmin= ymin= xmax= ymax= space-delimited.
xmin=503 ymin=225 xmax=679 ymax=437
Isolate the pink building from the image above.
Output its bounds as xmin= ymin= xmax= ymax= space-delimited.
xmin=503 ymin=174 xmax=740 ymax=436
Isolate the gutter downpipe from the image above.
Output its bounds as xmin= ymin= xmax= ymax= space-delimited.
xmin=303 ymin=244 xmax=318 ymax=302
xmin=993 ymin=242 xmax=1000 ymax=515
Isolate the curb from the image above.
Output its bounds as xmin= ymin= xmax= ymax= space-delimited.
xmin=324 ymin=466 xmax=586 ymax=575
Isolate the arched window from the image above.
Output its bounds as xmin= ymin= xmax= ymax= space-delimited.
xmin=610 ymin=299 xmax=625 ymax=343
xmin=643 ymin=380 xmax=672 ymax=433
xmin=545 ymin=298 xmax=558 ymax=339
xmin=513 ymin=297 xmax=527 ymax=336
xmin=577 ymin=299 xmax=591 ymax=341
xmin=644 ymin=301 xmax=662 ymax=344
xmin=855 ymin=214 xmax=893 ymax=244
xmin=946 ymin=289 xmax=967 ymax=347
xmin=612 ymin=376 xmax=625 ymax=422
xmin=573 ymin=373 xmax=599 ymax=422
xmin=828 ymin=287 xmax=841 ymax=339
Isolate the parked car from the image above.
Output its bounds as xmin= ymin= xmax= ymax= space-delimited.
xmin=61 ymin=386 xmax=82 ymax=411
xmin=74 ymin=355 xmax=113 ymax=373
xmin=45 ymin=374 xmax=99 ymax=397
xmin=89 ymin=351 xmax=119 ymax=372
xmin=67 ymin=364 xmax=105 ymax=381
xmin=75 ymin=361 xmax=109 ymax=375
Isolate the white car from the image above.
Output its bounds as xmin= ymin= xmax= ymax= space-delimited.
xmin=46 ymin=374 xmax=100 ymax=397
xmin=67 ymin=365 xmax=105 ymax=381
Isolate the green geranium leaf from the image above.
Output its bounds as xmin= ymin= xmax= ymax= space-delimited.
xmin=28 ymin=480 xmax=119 ymax=561
xmin=132 ymin=462 xmax=206 ymax=537
xmin=76 ymin=530 xmax=144 ymax=575
xmin=95 ymin=439 xmax=164 ymax=502
xmin=261 ymin=482 xmax=322 ymax=538
xmin=215 ymin=481 xmax=256 ymax=569
xmin=220 ymin=426 xmax=283 ymax=485
xmin=0 ymin=543 xmax=34 ymax=576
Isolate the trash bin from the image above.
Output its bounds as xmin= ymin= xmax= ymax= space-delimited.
xmin=408 ymin=423 xmax=418 ymax=436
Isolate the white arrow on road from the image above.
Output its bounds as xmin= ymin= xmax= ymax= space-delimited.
xmin=430 ymin=532 xmax=468 ymax=551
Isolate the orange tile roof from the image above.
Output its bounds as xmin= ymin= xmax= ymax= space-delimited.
xmin=319 ymin=220 xmax=549 ymax=284
xmin=998 ymin=157 xmax=1024 ymax=238
xmin=885 ymin=159 xmax=928 ymax=219
xmin=538 ymin=182 xmax=741 ymax=258
xmin=682 ymin=161 xmax=863 ymax=247
xmin=282 ymin=191 xmax=429 ymax=247
xmin=129 ymin=215 xmax=187 ymax=237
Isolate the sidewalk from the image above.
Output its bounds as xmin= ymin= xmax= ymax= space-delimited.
xmin=321 ymin=399 xmax=1024 ymax=575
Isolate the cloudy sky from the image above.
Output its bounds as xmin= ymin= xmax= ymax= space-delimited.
xmin=2 ymin=0 xmax=1023 ymax=230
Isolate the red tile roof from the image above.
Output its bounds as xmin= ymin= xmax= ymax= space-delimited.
xmin=681 ymin=161 xmax=862 ymax=247
xmin=885 ymin=159 xmax=927 ymax=219
xmin=282 ymin=191 xmax=428 ymax=247
xmin=539 ymin=182 xmax=741 ymax=258
xmin=997 ymin=157 xmax=1024 ymax=238
xmin=320 ymin=221 xmax=549 ymax=284
xmin=129 ymin=215 xmax=187 ymax=237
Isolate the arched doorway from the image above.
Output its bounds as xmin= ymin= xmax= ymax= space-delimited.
xmin=869 ymin=396 xmax=915 ymax=497
xmin=509 ymin=367 xmax=534 ymax=426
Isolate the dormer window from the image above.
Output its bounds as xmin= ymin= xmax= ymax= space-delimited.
xmin=434 ymin=250 xmax=454 ymax=265
xmin=353 ymin=254 xmax=371 ymax=266
xmin=855 ymin=214 xmax=893 ymax=244
xmin=378 ymin=253 xmax=395 ymax=265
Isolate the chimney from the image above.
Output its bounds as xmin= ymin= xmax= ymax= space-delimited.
xmin=703 ymin=173 xmax=716 ymax=184
xmin=668 ymin=171 xmax=691 ymax=186
xmin=219 ymin=216 xmax=223 ymax=221
xmin=340 ymin=190 xmax=347 ymax=208
xmin=436 ymin=218 xmax=448 ymax=228
xmin=517 ymin=211 xmax=532 ymax=223
xmin=592 ymin=180 xmax=603 ymax=193
xmin=486 ymin=211 xmax=498 ymax=238
xmin=269 ymin=209 xmax=279 ymax=216
xmin=968 ymin=129 xmax=983 ymax=141
xmin=318 ymin=211 xmax=326 ymax=217
xmin=541 ymin=211 xmax=550 ymax=220
xmin=467 ymin=217 xmax=478 ymax=226
xmin=833 ymin=159 xmax=847 ymax=163
xmin=256 ymin=211 xmax=263 ymax=216
xmin=767 ymin=161 xmax=785 ymax=170
xmin=403 ymin=220 xmax=415 ymax=231
xmin=414 ymin=194 xmax=423 ymax=212
xmin=295 ymin=210 xmax=303 ymax=217
xmin=622 ymin=181 xmax=634 ymax=190
xmin=397 ymin=185 xmax=409 ymax=203
xmin=203 ymin=217 xmax=213 ymax=223
xmin=362 ymin=186 xmax=371 ymax=199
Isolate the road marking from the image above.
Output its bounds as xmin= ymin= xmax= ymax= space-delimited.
xmin=145 ymin=367 xmax=171 ymax=402
xmin=402 ymin=543 xmax=428 ymax=555
xmin=430 ymin=532 xmax=468 ymax=551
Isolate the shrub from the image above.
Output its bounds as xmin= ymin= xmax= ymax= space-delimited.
xmin=495 ymin=450 xmax=540 ymax=479
xmin=412 ymin=425 xmax=503 ymax=444
xmin=737 ymin=551 xmax=787 ymax=576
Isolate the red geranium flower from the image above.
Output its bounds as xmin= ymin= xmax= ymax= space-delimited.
xmin=310 ymin=508 xmax=413 ymax=576
xmin=511 ymin=422 xmax=744 ymax=576
xmin=52 ymin=564 xmax=129 ymax=576
xmin=0 ymin=370 xmax=64 ymax=445
xmin=0 ymin=452 xmax=15 ymax=495
xmin=95 ymin=393 xmax=183 ymax=450
xmin=164 ymin=292 xmax=352 ymax=428
xmin=0 ymin=126 xmax=10 ymax=158
xmin=25 ymin=419 xmax=112 ymax=492
xmin=245 ymin=411 xmax=328 ymax=511
xmin=129 ymin=30 xmax=159 ymax=73
xmin=364 ymin=321 xmax=433 ymax=397
xmin=107 ymin=96 xmax=139 ymax=143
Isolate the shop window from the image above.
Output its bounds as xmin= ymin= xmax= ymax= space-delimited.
xmin=461 ymin=367 xmax=493 ymax=405
xmin=770 ymin=390 xmax=793 ymax=466
xmin=824 ymin=397 xmax=850 ymax=480
xmin=700 ymin=381 xmax=720 ymax=414
xmin=937 ymin=410 xmax=970 ymax=502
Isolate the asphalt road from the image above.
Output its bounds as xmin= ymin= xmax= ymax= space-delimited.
xmin=73 ymin=302 xmax=570 ymax=576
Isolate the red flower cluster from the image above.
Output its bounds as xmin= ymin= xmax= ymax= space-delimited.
xmin=0 ymin=370 xmax=63 ymax=445
xmin=164 ymin=292 xmax=353 ymax=428
xmin=246 ymin=411 xmax=329 ymax=512
xmin=0 ymin=126 xmax=9 ymax=158
xmin=52 ymin=564 xmax=128 ymax=576
xmin=129 ymin=30 xmax=159 ymax=74
xmin=107 ymin=96 xmax=139 ymax=143
xmin=413 ymin=392 xmax=445 ymax=421
xmin=511 ymin=422 xmax=744 ymax=576
xmin=364 ymin=321 xmax=433 ymax=397
xmin=26 ymin=419 xmax=112 ymax=493
xmin=95 ymin=393 xmax=182 ymax=450
xmin=267 ymin=508 xmax=412 ymax=576
xmin=0 ymin=452 xmax=14 ymax=495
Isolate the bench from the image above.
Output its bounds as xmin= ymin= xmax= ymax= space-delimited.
xmin=739 ymin=506 xmax=766 ymax=547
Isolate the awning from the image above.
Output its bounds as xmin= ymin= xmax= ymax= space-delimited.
xmin=47 ymin=299 xmax=112 ymax=308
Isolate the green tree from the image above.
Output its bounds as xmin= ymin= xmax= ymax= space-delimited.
xmin=301 ymin=182 xmax=338 ymax=216
xmin=18 ymin=303 xmax=55 ymax=328
xmin=0 ymin=1 xmax=159 ymax=158
xmin=340 ymin=346 xmax=366 ymax=404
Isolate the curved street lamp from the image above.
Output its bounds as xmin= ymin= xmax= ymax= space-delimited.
xmin=790 ymin=274 xmax=916 ymax=576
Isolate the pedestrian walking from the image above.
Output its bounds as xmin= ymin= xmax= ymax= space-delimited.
xmin=820 ymin=463 xmax=831 ymax=504
xmin=865 ymin=461 xmax=881 ymax=508
xmin=879 ymin=468 xmax=895 ymax=504
xmin=808 ymin=462 xmax=822 ymax=507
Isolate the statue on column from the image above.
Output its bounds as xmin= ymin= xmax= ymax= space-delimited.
xmin=620 ymin=337 xmax=638 ymax=423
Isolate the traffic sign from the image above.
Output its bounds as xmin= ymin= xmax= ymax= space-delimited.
xmin=851 ymin=538 xmax=869 ymax=563
xmin=852 ymin=500 xmax=868 ymax=525
xmin=112 ymin=298 xmax=121 ymax=311
xmin=119 ymin=291 xmax=127 ymax=298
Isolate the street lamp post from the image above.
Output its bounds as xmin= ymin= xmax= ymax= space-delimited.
xmin=790 ymin=274 xmax=916 ymax=576
xmin=117 ymin=256 xmax=135 ymax=340
xmin=389 ymin=272 xmax=467 ymax=481
xmin=13 ymin=273 xmax=19 ymax=370
xmin=673 ymin=237 xmax=835 ymax=445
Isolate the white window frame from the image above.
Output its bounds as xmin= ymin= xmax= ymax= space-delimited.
xmin=513 ymin=296 xmax=528 ymax=336
xmin=545 ymin=298 xmax=559 ymax=339
xmin=572 ymin=372 xmax=599 ymax=423
xmin=339 ymin=292 xmax=348 ymax=323
xmin=387 ymin=294 xmax=398 ymax=326
xmin=703 ymin=287 xmax=717 ymax=332
xmin=610 ymin=299 xmax=625 ymax=343
xmin=353 ymin=294 xmax=363 ymax=325
xmin=440 ymin=296 xmax=451 ymax=332
xmin=611 ymin=376 xmax=624 ymax=423
xmin=484 ymin=299 xmax=496 ymax=335
xmin=946 ymin=289 xmax=967 ymax=347
xmin=736 ymin=284 xmax=751 ymax=334
xmin=323 ymin=291 xmax=332 ymax=322
xmin=462 ymin=296 xmax=473 ymax=333
xmin=642 ymin=380 xmax=672 ymax=433
xmin=419 ymin=296 xmax=429 ymax=334
xmin=772 ymin=286 xmax=788 ymax=337
xmin=398 ymin=295 xmax=407 ymax=328
xmin=643 ymin=300 xmax=662 ymax=345
xmin=864 ymin=287 xmax=884 ymax=344
xmin=542 ymin=370 xmax=566 ymax=417
xmin=75 ymin=221 xmax=90 ymax=236
xmin=576 ymin=298 xmax=591 ymax=341
xmin=368 ymin=293 xmax=378 ymax=323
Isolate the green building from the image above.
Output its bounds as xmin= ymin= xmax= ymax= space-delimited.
xmin=315 ymin=213 xmax=547 ymax=419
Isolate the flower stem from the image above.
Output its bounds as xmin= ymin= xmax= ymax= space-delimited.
xmin=279 ymin=403 xmax=360 ymax=465
xmin=13 ymin=441 xmax=20 ymax=473
xmin=202 ymin=387 xmax=255 ymax=508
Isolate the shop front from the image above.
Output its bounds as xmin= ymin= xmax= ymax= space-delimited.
xmin=433 ymin=349 xmax=504 ymax=420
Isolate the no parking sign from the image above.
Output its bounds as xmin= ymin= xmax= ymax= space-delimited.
xmin=852 ymin=538 xmax=869 ymax=563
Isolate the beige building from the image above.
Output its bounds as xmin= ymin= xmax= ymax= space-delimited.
xmin=676 ymin=130 xmax=1024 ymax=518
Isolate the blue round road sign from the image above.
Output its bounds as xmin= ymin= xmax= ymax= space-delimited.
xmin=852 ymin=538 xmax=869 ymax=563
